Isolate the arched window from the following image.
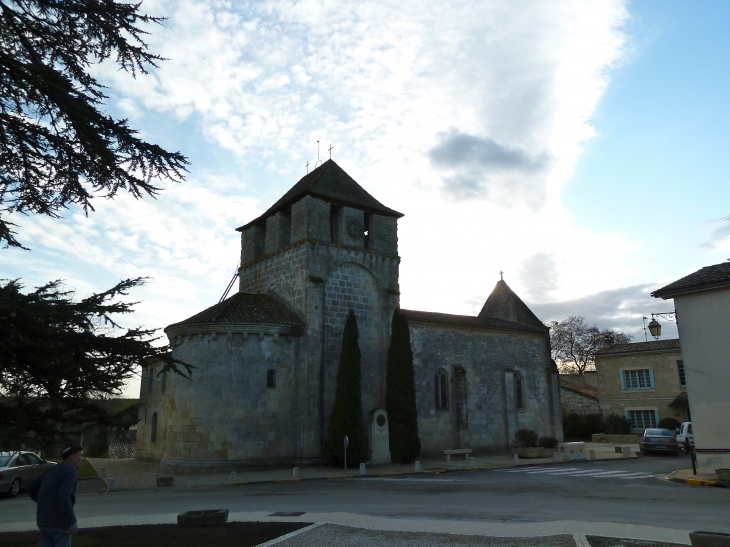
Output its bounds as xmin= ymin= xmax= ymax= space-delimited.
xmin=514 ymin=371 xmax=524 ymax=409
xmin=267 ymin=369 xmax=277 ymax=389
xmin=151 ymin=412 xmax=158 ymax=443
xmin=434 ymin=369 xmax=449 ymax=410
xmin=147 ymin=367 xmax=154 ymax=395
xmin=161 ymin=370 xmax=167 ymax=393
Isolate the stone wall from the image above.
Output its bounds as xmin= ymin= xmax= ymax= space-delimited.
xmin=409 ymin=324 xmax=562 ymax=455
xmin=591 ymin=433 xmax=641 ymax=443
xmin=595 ymin=349 xmax=686 ymax=426
xmin=560 ymin=388 xmax=600 ymax=415
xmin=154 ymin=329 xmax=303 ymax=469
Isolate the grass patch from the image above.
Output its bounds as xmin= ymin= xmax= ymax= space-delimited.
xmin=47 ymin=459 xmax=98 ymax=479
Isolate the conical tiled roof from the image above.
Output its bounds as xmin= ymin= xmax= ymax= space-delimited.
xmin=478 ymin=280 xmax=547 ymax=330
xmin=237 ymin=159 xmax=403 ymax=231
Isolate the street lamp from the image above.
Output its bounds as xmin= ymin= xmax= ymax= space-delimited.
xmin=646 ymin=312 xmax=677 ymax=340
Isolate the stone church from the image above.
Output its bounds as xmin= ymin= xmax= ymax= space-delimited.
xmin=136 ymin=160 xmax=562 ymax=469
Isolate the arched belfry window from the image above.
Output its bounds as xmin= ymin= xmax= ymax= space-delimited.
xmin=151 ymin=412 xmax=158 ymax=443
xmin=267 ymin=369 xmax=277 ymax=389
xmin=514 ymin=371 xmax=524 ymax=409
xmin=434 ymin=369 xmax=449 ymax=410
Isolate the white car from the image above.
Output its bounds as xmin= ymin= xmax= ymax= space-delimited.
xmin=676 ymin=422 xmax=694 ymax=452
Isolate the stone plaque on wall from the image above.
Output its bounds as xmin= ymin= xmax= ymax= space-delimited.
xmin=369 ymin=408 xmax=391 ymax=465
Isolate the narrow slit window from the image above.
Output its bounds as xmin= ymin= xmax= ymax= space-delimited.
xmin=267 ymin=369 xmax=277 ymax=389
xmin=434 ymin=369 xmax=449 ymax=410
xmin=514 ymin=371 xmax=524 ymax=409
xmin=151 ymin=412 xmax=158 ymax=443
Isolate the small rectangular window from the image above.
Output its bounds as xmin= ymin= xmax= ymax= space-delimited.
xmin=161 ymin=370 xmax=167 ymax=393
xmin=267 ymin=369 xmax=277 ymax=389
xmin=628 ymin=409 xmax=657 ymax=429
xmin=147 ymin=368 xmax=153 ymax=394
xmin=677 ymin=360 xmax=686 ymax=387
xmin=622 ymin=369 xmax=653 ymax=389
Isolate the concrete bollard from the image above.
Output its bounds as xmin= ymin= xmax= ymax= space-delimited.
xmin=107 ymin=478 xmax=116 ymax=492
xmin=292 ymin=467 xmax=300 ymax=479
xmin=513 ymin=454 xmax=520 ymax=465
xmin=359 ymin=463 xmax=367 ymax=475
xmin=99 ymin=467 xmax=106 ymax=479
xmin=229 ymin=471 xmax=237 ymax=484
xmin=415 ymin=461 xmax=422 ymax=472
xmin=552 ymin=452 xmax=561 ymax=462
xmin=622 ymin=446 xmax=631 ymax=458
xmin=469 ymin=457 xmax=476 ymax=467
xmin=589 ymin=450 xmax=596 ymax=460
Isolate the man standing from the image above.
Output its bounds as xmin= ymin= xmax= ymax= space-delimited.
xmin=28 ymin=444 xmax=83 ymax=547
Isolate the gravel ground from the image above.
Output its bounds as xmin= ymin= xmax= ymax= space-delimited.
xmin=269 ymin=524 xmax=577 ymax=547
xmin=87 ymin=443 xmax=632 ymax=491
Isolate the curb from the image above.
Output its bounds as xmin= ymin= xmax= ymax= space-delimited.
xmin=664 ymin=474 xmax=729 ymax=488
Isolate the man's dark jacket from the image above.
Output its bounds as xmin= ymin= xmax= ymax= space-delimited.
xmin=28 ymin=463 xmax=78 ymax=529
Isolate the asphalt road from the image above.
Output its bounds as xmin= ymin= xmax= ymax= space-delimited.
xmin=2 ymin=453 xmax=728 ymax=533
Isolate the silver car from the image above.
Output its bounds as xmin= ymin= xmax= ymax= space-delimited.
xmin=639 ymin=428 xmax=680 ymax=456
xmin=0 ymin=451 xmax=56 ymax=498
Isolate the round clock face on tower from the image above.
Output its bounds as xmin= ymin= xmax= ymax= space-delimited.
xmin=346 ymin=220 xmax=364 ymax=239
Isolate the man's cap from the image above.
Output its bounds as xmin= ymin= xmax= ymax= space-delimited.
xmin=62 ymin=444 xmax=83 ymax=459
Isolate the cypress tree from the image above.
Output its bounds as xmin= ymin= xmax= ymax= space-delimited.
xmin=324 ymin=310 xmax=367 ymax=465
xmin=385 ymin=308 xmax=421 ymax=463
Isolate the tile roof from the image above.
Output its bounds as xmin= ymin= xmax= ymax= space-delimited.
xmin=558 ymin=374 xmax=599 ymax=400
xmin=652 ymin=261 xmax=730 ymax=298
xmin=167 ymin=292 xmax=304 ymax=331
xmin=478 ymin=280 xmax=546 ymax=330
xmin=237 ymin=160 xmax=403 ymax=231
xmin=595 ymin=338 xmax=681 ymax=356
xmin=402 ymin=309 xmax=547 ymax=335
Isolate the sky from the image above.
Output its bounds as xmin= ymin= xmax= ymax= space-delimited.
xmin=4 ymin=0 xmax=730 ymax=396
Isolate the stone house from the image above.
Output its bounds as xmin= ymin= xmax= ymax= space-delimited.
xmin=594 ymin=339 xmax=686 ymax=430
xmin=558 ymin=374 xmax=600 ymax=417
xmin=136 ymin=160 xmax=563 ymax=469
xmin=652 ymin=261 xmax=730 ymax=474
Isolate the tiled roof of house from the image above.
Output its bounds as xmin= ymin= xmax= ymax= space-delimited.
xmin=558 ymin=374 xmax=599 ymax=400
xmin=478 ymin=280 xmax=547 ymax=330
xmin=402 ymin=309 xmax=546 ymax=335
xmin=167 ymin=292 xmax=304 ymax=330
xmin=652 ymin=261 xmax=730 ymax=298
xmin=595 ymin=338 xmax=681 ymax=356
xmin=237 ymin=160 xmax=403 ymax=231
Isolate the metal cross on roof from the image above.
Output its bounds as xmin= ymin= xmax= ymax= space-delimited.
xmin=328 ymin=144 xmax=334 ymax=159
xmin=500 ymin=271 xmax=504 ymax=281
xmin=305 ymin=160 xmax=310 ymax=173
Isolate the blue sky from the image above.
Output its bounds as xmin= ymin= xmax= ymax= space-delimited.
xmin=5 ymin=0 xmax=729 ymax=393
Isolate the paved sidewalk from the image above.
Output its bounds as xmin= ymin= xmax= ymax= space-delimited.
xmin=88 ymin=442 xmax=637 ymax=491
xmin=665 ymin=468 xmax=729 ymax=487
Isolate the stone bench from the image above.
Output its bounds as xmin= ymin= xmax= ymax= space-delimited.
xmin=442 ymin=448 xmax=472 ymax=462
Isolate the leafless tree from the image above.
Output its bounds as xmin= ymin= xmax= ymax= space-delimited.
xmin=548 ymin=316 xmax=632 ymax=374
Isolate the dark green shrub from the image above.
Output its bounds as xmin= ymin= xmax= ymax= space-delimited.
xmin=514 ymin=429 xmax=538 ymax=448
xmin=657 ymin=417 xmax=681 ymax=431
xmin=538 ymin=436 xmax=559 ymax=448
xmin=88 ymin=426 xmax=109 ymax=457
xmin=324 ymin=311 xmax=367 ymax=465
xmin=601 ymin=413 xmax=631 ymax=434
xmin=385 ymin=308 xmax=421 ymax=463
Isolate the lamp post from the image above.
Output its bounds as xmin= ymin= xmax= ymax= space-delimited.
xmin=646 ymin=311 xmax=677 ymax=340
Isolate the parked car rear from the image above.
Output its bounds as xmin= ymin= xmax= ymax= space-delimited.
xmin=0 ymin=451 xmax=57 ymax=498
xmin=639 ymin=428 xmax=679 ymax=456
